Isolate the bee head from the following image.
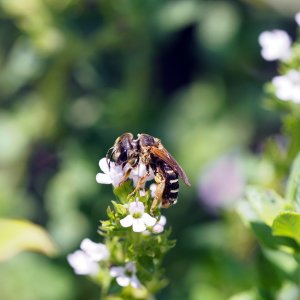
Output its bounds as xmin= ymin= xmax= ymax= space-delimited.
xmin=109 ymin=132 xmax=138 ymax=166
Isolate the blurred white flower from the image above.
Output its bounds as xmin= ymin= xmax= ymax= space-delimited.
xmin=198 ymin=155 xmax=245 ymax=212
xmin=272 ymin=70 xmax=300 ymax=103
xmin=120 ymin=200 xmax=156 ymax=232
xmin=67 ymin=238 xmax=109 ymax=275
xmin=110 ymin=262 xmax=141 ymax=288
xmin=129 ymin=163 xmax=154 ymax=186
xmin=152 ymin=215 xmax=167 ymax=234
xmin=96 ymin=157 xmax=125 ymax=187
xmin=67 ymin=250 xmax=99 ymax=275
xmin=295 ymin=12 xmax=300 ymax=26
xmin=80 ymin=238 xmax=109 ymax=261
xmin=258 ymin=30 xmax=291 ymax=61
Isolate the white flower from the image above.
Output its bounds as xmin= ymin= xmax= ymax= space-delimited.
xmin=295 ymin=12 xmax=300 ymax=26
xmin=129 ymin=163 xmax=154 ymax=187
xmin=67 ymin=238 xmax=109 ymax=275
xmin=80 ymin=238 xmax=109 ymax=261
xmin=152 ymin=215 xmax=167 ymax=234
xmin=258 ymin=30 xmax=291 ymax=61
xmin=96 ymin=158 xmax=154 ymax=188
xmin=120 ymin=200 xmax=156 ymax=232
xmin=96 ymin=157 xmax=125 ymax=187
xmin=67 ymin=250 xmax=99 ymax=275
xmin=272 ymin=70 xmax=300 ymax=103
xmin=110 ymin=262 xmax=141 ymax=288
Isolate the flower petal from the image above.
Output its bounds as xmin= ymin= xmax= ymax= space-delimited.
xmin=158 ymin=215 xmax=167 ymax=226
xmin=111 ymin=173 xmax=124 ymax=187
xmin=80 ymin=238 xmax=109 ymax=261
xmin=120 ymin=215 xmax=134 ymax=228
xmin=258 ymin=30 xmax=291 ymax=61
xmin=99 ymin=158 xmax=110 ymax=174
xmin=152 ymin=215 xmax=167 ymax=233
xmin=152 ymin=224 xmax=164 ymax=234
xmin=136 ymin=163 xmax=146 ymax=177
xmin=110 ymin=266 xmax=125 ymax=277
xmin=142 ymin=213 xmax=156 ymax=227
xmin=130 ymin=274 xmax=142 ymax=288
xmin=296 ymin=12 xmax=300 ymax=26
xmin=150 ymin=183 xmax=156 ymax=198
xmin=96 ymin=173 xmax=112 ymax=184
xmin=125 ymin=262 xmax=136 ymax=273
xmin=132 ymin=219 xmax=146 ymax=232
xmin=67 ymin=250 xmax=99 ymax=275
xmin=129 ymin=201 xmax=144 ymax=215
xmin=116 ymin=275 xmax=131 ymax=287
xmin=139 ymin=190 xmax=146 ymax=197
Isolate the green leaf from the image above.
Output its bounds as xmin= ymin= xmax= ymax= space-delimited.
xmin=272 ymin=212 xmax=300 ymax=245
xmin=262 ymin=248 xmax=298 ymax=275
xmin=245 ymin=186 xmax=288 ymax=226
xmin=283 ymin=115 xmax=300 ymax=162
xmin=107 ymin=206 xmax=114 ymax=219
xmin=0 ymin=218 xmax=57 ymax=261
xmin=111 ymin=201 xmax=127 ymax=215
xmin=113 ymin=181 xmax=134 ymax=203
xmin=236 ymin=200 xmax=261 ymax=225
xmin=286 ymin=152 xmax=300 ymax=210
xmin=249 ymin=222 xmax=297 ymax=251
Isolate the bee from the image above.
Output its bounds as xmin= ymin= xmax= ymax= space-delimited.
xmin=137 ymin=134 xmax=191 ymax=212
xmin=107 ymin=133 xmax=191 ymax=213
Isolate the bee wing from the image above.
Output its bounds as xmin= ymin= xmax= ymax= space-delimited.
xmin=149 ymin=146 xmax=191 ymax=186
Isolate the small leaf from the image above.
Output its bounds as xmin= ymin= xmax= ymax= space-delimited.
xmin=286 ymin=152 xmax=300 ymax=210
xmin=107 ymin=206 xmax=114 ymax=219
xmin=113 ymin=181 xmax=134 ymax=203
xmin=246 ymin=186 xmax=288 ymax=226
xmin=111 ymin=201 xmax=127 ymax=215
xmin=0 ymin=218 xmax=57 ymax=261
xmin=272 ymin=212 xmax=300 ymax=245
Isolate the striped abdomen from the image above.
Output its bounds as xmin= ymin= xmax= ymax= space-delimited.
xmin=161 ymin=163 xmax=179 ymax=207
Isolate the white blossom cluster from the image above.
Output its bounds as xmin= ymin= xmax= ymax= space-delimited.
xmin=68 ymin=239 xmax=141 ymax=288
xmin=67 ymin=238 xmax=109 ymax=275
xmin=67 ymin=157 xmax=168 ymax=289
xmin=96 ymin=157 xmax=166 ymax=233
xmin=96 ymin=157 xmax=154 ymax=188
xmin=258 ymin=13 xmax=300 ymax=104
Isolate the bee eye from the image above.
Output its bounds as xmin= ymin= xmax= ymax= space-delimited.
xmin=119 ymin=152 xmax=127 ymax=161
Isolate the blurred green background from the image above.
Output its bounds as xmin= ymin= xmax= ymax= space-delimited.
xmin=1 ymin=0 xmax=300 ymax=299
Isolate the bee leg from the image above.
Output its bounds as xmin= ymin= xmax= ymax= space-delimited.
xmin=150 ymin=173 xmax=165 ymax=215
xmin=127 ymin=172 xmax=150 ymax=198
xmin=118 ymin=168 xmax=132 ymax=186
xmin=118 ymin=158 xmax=139 ymax=186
